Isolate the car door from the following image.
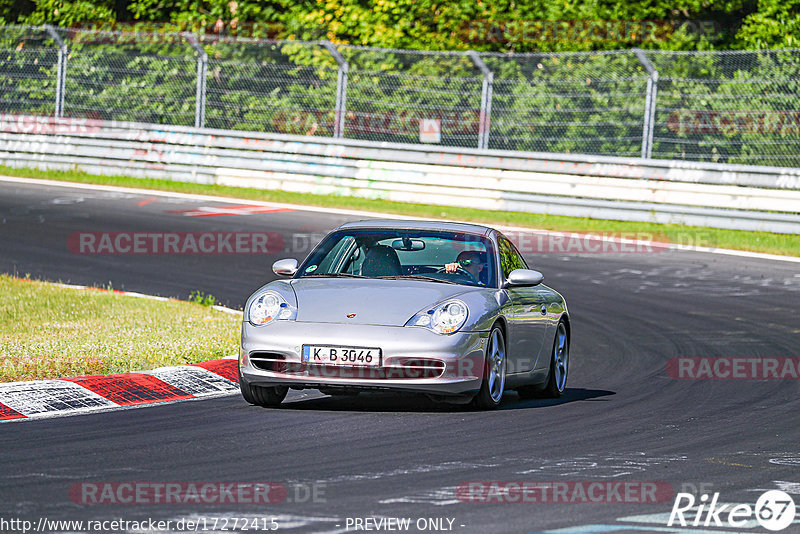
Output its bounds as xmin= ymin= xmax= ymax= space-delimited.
xmin=499 ymin=235 xmax=549 ymax=373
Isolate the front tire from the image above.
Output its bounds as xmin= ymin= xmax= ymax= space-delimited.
xmin=471 ymin=325 xmax=507 ymax=410
xmin=239 ymin=367 xmax=288 ymax=407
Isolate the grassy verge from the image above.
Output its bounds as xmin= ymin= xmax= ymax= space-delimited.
xmin=2 ymin=165 xmax=798 ymax=257
xmin=0 ymin=275 xmax=241 ymax=382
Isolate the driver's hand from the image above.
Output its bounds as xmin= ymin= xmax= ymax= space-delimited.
xmin=444 ymin=262 xmax=459 ymax=273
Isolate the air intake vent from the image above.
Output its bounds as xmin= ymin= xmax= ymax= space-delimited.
xmin=249 ymin=352 xmax=286 ymax=372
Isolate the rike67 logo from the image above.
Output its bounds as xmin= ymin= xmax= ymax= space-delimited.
xmin=668 ymin=490 xmax=796 ymax=531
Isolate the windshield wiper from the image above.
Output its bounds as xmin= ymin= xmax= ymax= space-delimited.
xmin=377 ymin=275 xmax=461 ymax=285
xmin=304 ymin=273 xmax=368 ymax=278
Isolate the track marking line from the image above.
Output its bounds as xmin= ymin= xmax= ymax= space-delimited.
xmin=166 ymin=204 xmax=293 ymax=217
xmin=3 ymin=175 xmax=798 ymax=264
xmin=705 ymin=457 xmax=758 ymax=468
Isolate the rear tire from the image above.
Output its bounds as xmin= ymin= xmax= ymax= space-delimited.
xmin=516 ymin=320 xmax=569 ymax=399
xmin=542 ymin=320 xmax=569 ymax=398
xmin=471 ymin=325 xmax=506 ymax=410
xmin=239 ymin=367 xmax=288 ymax=407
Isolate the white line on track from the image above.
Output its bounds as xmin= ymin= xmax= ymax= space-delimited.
xmin=2 ymin=174 xmax=799 ymax=264
xmin=49 ymin=281 xmax=242 ymax=316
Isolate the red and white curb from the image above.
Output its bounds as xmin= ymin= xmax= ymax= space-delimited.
xmin=0 ymin=356 xmax=240 ymax=422
xmin=1 ymin=280 xmax=244 ymax=422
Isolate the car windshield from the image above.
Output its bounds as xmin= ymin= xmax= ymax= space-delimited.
xmin=296 ymin=229 xmax=497 ymax=288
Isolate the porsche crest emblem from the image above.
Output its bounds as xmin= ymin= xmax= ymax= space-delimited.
xmin=346 ymin=313 xmax=357 ymax=318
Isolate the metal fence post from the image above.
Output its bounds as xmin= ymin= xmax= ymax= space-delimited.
xmin=322 ymin=41 xmax=348 ymax=139
xmin=185 ymin=33 xmax=207 ymax=129
xmin=467 ymin=51 xmax=494 ymax=150
xmin=644 ymin=76 xmax=658 ymax=159
xmin=43 ymin=25 xmax=67 ymax=118
xmin=633 ymin=48 xmax=659 ymax=159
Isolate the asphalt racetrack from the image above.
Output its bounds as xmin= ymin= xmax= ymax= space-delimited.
xmin=1 ymin=178 xmax=799 ymax=534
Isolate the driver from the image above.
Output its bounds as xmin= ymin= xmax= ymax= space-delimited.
xmin=444 ymin=250 xmax=486 ymax=282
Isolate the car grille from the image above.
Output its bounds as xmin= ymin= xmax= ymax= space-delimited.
xmin=277 ymin=358 xmax=446 ymax=380
xmin=249 ymin=353 xmax=446 ymax=379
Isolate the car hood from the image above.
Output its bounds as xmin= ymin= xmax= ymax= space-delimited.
xmin=290 ymin=278 xmax=474 ymax=326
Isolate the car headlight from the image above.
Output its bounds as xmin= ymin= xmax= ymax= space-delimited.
xmin=407 ymin=299 xmax=469 ymax=334
xmin=248 ymin=290 xmax=295 ymax=325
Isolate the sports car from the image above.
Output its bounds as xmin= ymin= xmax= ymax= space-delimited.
xmin=238 ymin=220 xmax=570 ymax=409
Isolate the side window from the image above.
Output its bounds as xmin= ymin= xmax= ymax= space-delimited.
xmin=498 ymin=236 xmax=527 ymax=278
xmin=317 ymin=236 xmax=354 ymax=273
xmin=341 ymin=241 xmax=366 ymax=274
xmin=511 ymin=240 xmax=529 ymax=270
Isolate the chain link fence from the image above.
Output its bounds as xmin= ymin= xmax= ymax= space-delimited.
xmin=0 ymin=27 xmax=60 ymax=117
xmin=1 ymin=25 xmax=798 ymax=166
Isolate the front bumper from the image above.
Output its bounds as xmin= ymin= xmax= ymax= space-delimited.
xmin=239 ymin=321 xmax=487 ymax=396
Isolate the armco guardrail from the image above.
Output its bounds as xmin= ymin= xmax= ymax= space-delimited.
xmin=1 ymin=114 xmax=799 ymax=234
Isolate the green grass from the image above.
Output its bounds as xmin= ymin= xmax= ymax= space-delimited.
xmin=0 ymin=275 xmax=241 ymax=382
xmin=2 ymin=165 xmax=799 ymax=257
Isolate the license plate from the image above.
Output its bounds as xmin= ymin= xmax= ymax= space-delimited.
xmin=302 ymin=345 xmax=381 ymax=367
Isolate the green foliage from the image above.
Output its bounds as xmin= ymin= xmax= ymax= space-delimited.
xmin=736 ymin=0 xmax=800 ymax=49
xmin=189 ymin=290 xmax=217 ymax=307
xmin=126 ymin=0 xmax=292 ymax=35
xmin=19 ymin=0 xmax=116 ymax=26
xmin=278 ymin=0 xmax=753 ymax=52
xmin=0 ymin=0 xmax=793 ymax=52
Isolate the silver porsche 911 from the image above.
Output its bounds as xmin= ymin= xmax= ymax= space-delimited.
xmin=238 ymin=220 xmax=570 ymax=409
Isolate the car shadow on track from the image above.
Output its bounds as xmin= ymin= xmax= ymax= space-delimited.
xmin=501 ymin=388 xmax=616 ymax=411
xmin=277 ymin=388 xmax=615 ymax=413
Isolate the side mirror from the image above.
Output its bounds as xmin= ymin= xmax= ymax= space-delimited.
xmin=272 ymin=258 xmax=298 ymax=276
xmin=504 ymin=268 xmax=544 ymax=287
